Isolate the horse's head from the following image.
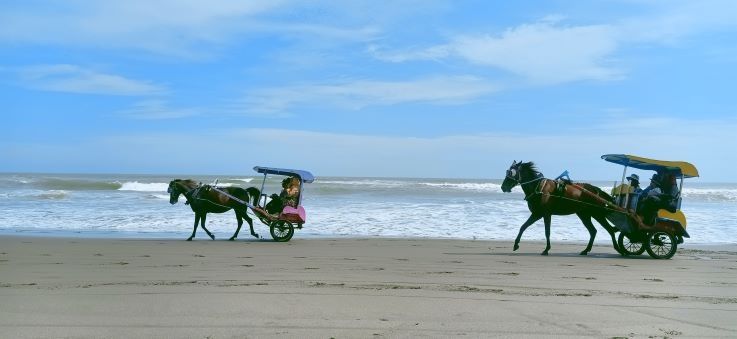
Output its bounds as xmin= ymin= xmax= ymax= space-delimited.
xmin=501 ymin=160 xmax=523 ymax=193
xmin=501 ymin=160 xmax=540 ymax=192
xmin=167 ymin=180 xmax=181 ymax=204
xmin=168 ymin=179 xmax=198 ymax=205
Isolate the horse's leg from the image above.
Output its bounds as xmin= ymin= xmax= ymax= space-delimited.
xmin=514 ymin=213 xmax=543 ymax=251
xmin=200 ymin=213 xmax=215 ymax=240
xmin=187 ymin=213 xmax=200 ymax=241
xmin=593 ymin=215 xmax=622 ymax=254
xmin=230 ymin=210 xmax=245 ymax=241
xmin=243 ymin=211 xmax=259 ymax=239
xmin=542 ymin=214 xmax=552 ymax=255
xmin=576 ymin=213 xmax=597 ymax=255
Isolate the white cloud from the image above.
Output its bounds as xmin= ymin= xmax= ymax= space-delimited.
xmin=371 ymin=2 xmax=737 ymax=85
xmin=236 ymin=76 xmax=499 ymax=115
xmin=16 ymin=64 xmax=165 ymax=96
xmin=117 ymin=100 xmax=199 ymax=119
xmin=0 ymin=1 xmax=378 ymax=57
xmin=372 ymin=21 xmax=623 ymax=85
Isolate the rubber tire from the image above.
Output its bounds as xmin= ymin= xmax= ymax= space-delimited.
xmin=645 ymin=231 xmax=677 ymax=259
xmin=270 ymin=220 xmax=294 ymax=242
xmin=618 ymin=232 xmax=646 ymax=256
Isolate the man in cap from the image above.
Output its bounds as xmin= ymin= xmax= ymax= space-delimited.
xmin=627 ymin=173 xmax=642 ymax=194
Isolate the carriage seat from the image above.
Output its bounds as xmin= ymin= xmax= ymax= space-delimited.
xmin=280 ymin=206 xmax=306 ymax=224
xmin=612 ymin=184 xmax=640 ymax=210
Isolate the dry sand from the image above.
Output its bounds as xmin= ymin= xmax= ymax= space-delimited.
xmin=0 ymin=236 xmax=735 ymax=338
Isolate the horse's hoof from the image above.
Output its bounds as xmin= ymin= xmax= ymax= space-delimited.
xmin=186 ymin=237 xmax=193 ymax=241
xmin=228 ymin=237 xmax=236 ymax=241
xmin=513 ymin=244 xmax=519 ymax=251
xmin=541 ymin=251 xmax=549 ymax=256
xmin=252 ymin=233 xmax=260 ymax=239
xmin=579 ymin=251 xmax=589 ymax=255
xmin=209 ymin=235 xmax=215 ymax=240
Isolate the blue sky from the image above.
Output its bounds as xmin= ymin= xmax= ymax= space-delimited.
xmin=2 ymin=1 xmax=736 ymax=181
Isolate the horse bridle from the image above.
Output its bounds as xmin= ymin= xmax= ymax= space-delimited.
xmin=168 ymin=182 xmax=200 ymax=199
xmin=506 ymin=166 xmax=544 ymax=186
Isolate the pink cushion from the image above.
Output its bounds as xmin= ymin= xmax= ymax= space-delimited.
xmin=280 ymin=206 xmax=306 ymax=223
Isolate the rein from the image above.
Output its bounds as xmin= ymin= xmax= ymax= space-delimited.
xmin=507 ymin=169 xmax=545 ymax=200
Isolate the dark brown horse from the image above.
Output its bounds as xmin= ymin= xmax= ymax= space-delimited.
xmin=168 ymin=179 xmax=261 ymax=241
xmin=501 ymin=161 xmax=621 ymax=255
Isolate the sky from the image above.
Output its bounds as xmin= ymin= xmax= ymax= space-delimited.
xmin=2 ymin=1 xmax=737 ymax=181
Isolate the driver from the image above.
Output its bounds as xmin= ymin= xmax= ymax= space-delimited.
xmin=637 ymin=173 xmax=677 ymax=225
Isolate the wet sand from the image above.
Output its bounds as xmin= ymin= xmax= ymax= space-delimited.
xmin=1 ymin=236 xmax=735 ymax=338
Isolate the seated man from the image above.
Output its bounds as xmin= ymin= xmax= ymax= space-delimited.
xmin=627 ymin=174 xmax=642 ymax=194
xmin=637 ymin=173 xmax=677 ymax=225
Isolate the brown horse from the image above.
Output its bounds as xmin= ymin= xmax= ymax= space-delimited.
xmin=501 ymin=161 xmax=621 ymax=255
xmin=168 ymin=179 xmax=261 ymax=241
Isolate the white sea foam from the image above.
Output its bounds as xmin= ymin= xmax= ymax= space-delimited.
xmin=229 ymin=178 xmax=254 ymax=183
xmin=36 ymin=190 xmax=69 ymax=200
xmin=2 ymin=173 xmax=736 ymax=243
xmin=681 ymin=188 xmax=737 ymax=202
xmin=118 ymin=182 xmax=169 ymax=192
xmin=420 ymin=182 xmax=504 ymax=192
xmin=317 ymin=180 xmax=405 ymax=187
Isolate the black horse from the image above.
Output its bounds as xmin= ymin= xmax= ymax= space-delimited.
xmin=168 ymin=179 xmax=261 ymax=241
xmin=501 ymin=161 xmax=621 ymax=255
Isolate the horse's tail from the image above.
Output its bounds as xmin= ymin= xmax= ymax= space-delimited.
xmin=246 ymin=187 xmax=261 ymax=206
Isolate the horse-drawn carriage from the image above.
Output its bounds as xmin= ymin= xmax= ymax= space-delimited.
xmin=602 ymin=154 xmax=699 ymax=259
xmin=249 ymin=166 xmax=315 ymax=242
xmin=501 ymin=155 xmax=698 ymax=259
xmin=168 ymin=166 xmax=314 ymax=242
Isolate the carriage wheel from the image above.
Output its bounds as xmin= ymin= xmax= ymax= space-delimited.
xmin=645 ymin=231 xmax=677 ymax=259
xmin=270 ymin=220 xmax=294 ymax=242
xmin=617 ymin=232 xmax=646 ymax=256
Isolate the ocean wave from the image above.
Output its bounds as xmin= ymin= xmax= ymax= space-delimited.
xmin=147 ymin=194 xmax=171 ymax=200
xmin=228 ymin=178 xmax=254 ymax=183
xmin=420 ymin=182 xmax=504 ymax=192
xmin=681 ymin=188 xmax=737 ymax=202
xmin=37 ymin=178 xmax=122 ymax=191
xmin=118 ymin=182 xmax=169 ymax=192
xmin=317 ymin=180 xmax=406 ymax=187
xmin=36 ymin=190 xmax=69 ymax=200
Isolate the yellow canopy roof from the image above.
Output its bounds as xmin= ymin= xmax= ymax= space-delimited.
xmin=601 ymin=154 xmax=699 ymax=178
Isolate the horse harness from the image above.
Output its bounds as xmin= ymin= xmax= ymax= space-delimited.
xmin=506 ymin=169 xmax=546 ymax=200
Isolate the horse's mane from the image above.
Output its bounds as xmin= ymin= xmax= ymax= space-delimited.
xmin=519 ymin=162 xmax=541 ymax=176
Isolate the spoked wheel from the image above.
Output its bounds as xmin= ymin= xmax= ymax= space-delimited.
xmin=645 ymin=231 xmax=677 ymax=259
xmin=270 ymin=220 xmax=294 ymax=242
xmin=618 ymin=232 xmax=646 ymax=256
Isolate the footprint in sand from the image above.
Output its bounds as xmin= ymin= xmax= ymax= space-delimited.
xmin=643 ymin=278 xmax=664 ymax=282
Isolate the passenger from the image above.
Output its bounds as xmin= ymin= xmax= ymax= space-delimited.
xmin=264 ymin=177 xmax=301 ymax=215
xmin=626 ymin=174 xmax=642 ymax=194
xmin=279 ymin=176 xmax=300 ymax=209
xmin=638 ymin=173 xmax=678 ymax=225
xmin=659 ymin=173 xmax=679 ymax=212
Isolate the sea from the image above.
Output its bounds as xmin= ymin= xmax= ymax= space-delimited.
xmin=1 ymin=172 xmax=735 ymax=244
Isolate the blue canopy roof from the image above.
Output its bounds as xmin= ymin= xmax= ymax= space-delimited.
xmin=253 ymin=166 xmax=315 ymax=183
xmin=601 ymin=154 xmax=699 ymax=178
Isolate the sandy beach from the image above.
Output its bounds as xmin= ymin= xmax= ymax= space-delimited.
xmin=1 ymin=236 xmax=735 ymax=338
